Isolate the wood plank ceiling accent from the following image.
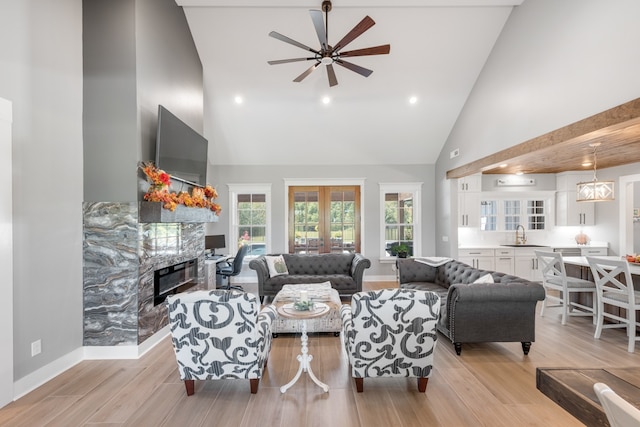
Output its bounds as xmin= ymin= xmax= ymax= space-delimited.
xmin=446 ymin=97 xmax=640 ymax=179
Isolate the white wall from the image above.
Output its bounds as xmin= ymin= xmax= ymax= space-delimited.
xmin=0 ymin=0 xmax=84 ymax=389
xmin=436 ymin=0 xmax=640 ymax=256
xmin=0 ymin=97 xmax=14 ymax=406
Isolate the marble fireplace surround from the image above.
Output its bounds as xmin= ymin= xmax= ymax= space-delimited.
xmin=82 ymin=202 xmax=213 ymax=353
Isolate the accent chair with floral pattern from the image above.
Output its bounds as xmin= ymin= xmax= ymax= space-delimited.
xmin=166 ymin=290 xmax=277 ymax=395
xmin=340 ymin=288 xmax=440 ymax=393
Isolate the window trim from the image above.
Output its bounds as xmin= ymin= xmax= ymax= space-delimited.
xmin=227 ymin=183 xmax=272 ymax=258
xmin=379 ymin=182 xmax=422 ymax=261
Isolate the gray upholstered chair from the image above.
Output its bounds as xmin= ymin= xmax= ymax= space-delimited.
xmin=166 ymin=290 xmax=276 ymax=395
xmin=340 ymin=288 xmax=440 ymax=392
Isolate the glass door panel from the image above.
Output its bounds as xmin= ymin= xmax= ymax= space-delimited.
xmin=289 ymin=186 xmax=360 ymax=254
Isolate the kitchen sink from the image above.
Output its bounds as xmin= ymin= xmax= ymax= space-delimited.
xmin=500 ymin=244 xmax=548 ymax=247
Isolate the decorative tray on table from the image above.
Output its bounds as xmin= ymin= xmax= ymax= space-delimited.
xmin=278 ymin=302 xmax=329 ymax=317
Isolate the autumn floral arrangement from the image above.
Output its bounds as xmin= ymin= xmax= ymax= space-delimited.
xmin=139 ymin=161 xmax=221 ymax=214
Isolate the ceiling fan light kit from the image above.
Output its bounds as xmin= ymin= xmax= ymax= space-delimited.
xmin=267 ymin=0 xmax=390 ymax=87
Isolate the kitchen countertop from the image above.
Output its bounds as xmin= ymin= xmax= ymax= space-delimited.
xmin=459 ymin=244 xmax=608 ymax=250
xmin=563 ymin=256 xmax=640 ymax=276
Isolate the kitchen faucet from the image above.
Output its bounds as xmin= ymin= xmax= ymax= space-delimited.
xmin=515 ymin=224 xmax=527 ymax=245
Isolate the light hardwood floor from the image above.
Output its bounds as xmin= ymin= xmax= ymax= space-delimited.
xmin=2 ymin=281 xmax=639 ymax=426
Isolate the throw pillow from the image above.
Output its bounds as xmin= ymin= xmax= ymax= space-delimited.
xmin=265 ymin=255 xmax=289 ymax=277
xmin=472 ymin=273 xmax=494 ymax=284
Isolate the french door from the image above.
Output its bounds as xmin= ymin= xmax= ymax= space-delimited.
xmin=288 ymin=186 xmax=361 ymax=254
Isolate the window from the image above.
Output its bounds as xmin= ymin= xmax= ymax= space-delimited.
xmin=228 ymin=184 xmax=271 ymax=256
xmin=380 ymin=183 xmax=421 ymax=259
xmin=478 ymin=194 xmax=551 ymax=231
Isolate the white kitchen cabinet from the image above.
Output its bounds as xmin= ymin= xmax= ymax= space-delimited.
xmin=580 ymin=247 xmax=608 ymax=256
xmin=457 ymin=174 xmax=482 ymax=227
xmin=459 ymin=248 xmax=495 ymax=270
xmin=494 ymin=247 xmax=514 ymax=275
xmin=458 ymin=191 xmax=480 ymax=227
xmin=556 ymin=172 xmax=595 ymax=226
xmin=458 ymin=174 xmax=482 ymax=192
xmin=513 ymin=246 xmax=551 ymax=281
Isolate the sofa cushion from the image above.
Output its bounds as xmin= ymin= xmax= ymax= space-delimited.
xmin=473 ymin=273 xmax=495 ymax=284
xmin=265 ymin=255 xmax=289 ymax=277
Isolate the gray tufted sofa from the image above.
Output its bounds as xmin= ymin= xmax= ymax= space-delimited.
xmin=249 ymin=253 xmax=371 ymax=301
xmin=397 ymin=258 xmax=545 ymax=355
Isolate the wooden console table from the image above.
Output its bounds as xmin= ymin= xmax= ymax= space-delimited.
xmin=536 ymin=367 xmax=640 ymax=427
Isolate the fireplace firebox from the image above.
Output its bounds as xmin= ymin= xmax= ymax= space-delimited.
xmin=154 ymin=259 xmax=198 ymax=305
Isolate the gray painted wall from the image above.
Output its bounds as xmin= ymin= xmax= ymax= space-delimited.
xmin=206 ymin=164 xmax=436 ymax=278
xmin=435 ymin=0 xmax=640 ymax=257
xmin=0 ymin=1 xmax=84 ymax=380
xmin=83 ymin=0 xmax=203 ymax=202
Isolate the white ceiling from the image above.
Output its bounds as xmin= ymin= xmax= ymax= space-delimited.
xmin=177 ymin=0 xmax=523 ymax=166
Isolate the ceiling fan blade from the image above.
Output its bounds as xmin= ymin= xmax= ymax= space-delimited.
xmin=293 ymin=63 xmax=321 ymax=83
xmin=310 ymin=9 xmax=328 ymax=51
xmin=268 ymin=57 xmax=315 ymax=65
xmin=335 ymin=59 xmax=373 ymax=78
xmin=340 ymin=44 xmax=390 ymax=57
xmin=333 ymin=15 xmax=375 ymax=53
xmin=326 ymin=64 xmax=338 ymax=87
xmin=269 ymin=31 xmax=320 ymax=55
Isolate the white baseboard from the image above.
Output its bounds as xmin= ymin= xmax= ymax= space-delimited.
xmin=13 ymin=347 xmax=84 ymax=400
xmin=364 ymin=275 xmax=397 ymax=282
xmin=12 ymin=326 xmax=171 ymax=402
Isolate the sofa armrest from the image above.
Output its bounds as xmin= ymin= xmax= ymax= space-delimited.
xmin=447 ymin=281 xmax=546 ymax=303
xmin=350 ymin=254 xmax=371 ymax=291
xmin=397 ymin=259 xmax=438 ymax=284
xmin=249 ymin=257 xmax=270 ymax=294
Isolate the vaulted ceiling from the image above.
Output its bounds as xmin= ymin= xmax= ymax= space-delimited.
xmin=176 ymin=0 xmax=523 ymax=166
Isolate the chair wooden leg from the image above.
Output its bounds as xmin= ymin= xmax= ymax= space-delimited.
xmin=417 ymin=377 xmax=429 ymax=393
xmin=354 ymin=377 xmax=364 ymax=393
xmin=250 ymin=378 xmax=259 ymax=394
xmin=184 ymin=379 xmax=195 ymax=396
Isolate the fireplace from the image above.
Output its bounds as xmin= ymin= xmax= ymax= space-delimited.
xmin=154 ymin=258 xmax=198 ymax=305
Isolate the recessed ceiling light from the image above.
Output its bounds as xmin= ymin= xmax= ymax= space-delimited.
xmin=234 ymin=96 xmax=243 ymax=104
xmin=582 ymin=161 xmax=592 ymax=167
xmin=499 ymin=164 xmax=508 ymax=168
xmin=409 ymin=96 xmax=418 ymax=105
xmin=322 ymin=96 xmax=331 ymax=105
xmin=515 ymin=171 xmax=524 ymax=176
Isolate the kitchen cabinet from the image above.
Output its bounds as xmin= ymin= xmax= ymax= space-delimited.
xmin=556 ymin=172 xmax=595 ymax=226
xmin=458 ymin=191 xmax=480 ymax=227
xmin=458 ymin=174 xmax=481 ymax=227
xmin=494 ymin=247 xmax=514 ymax=275
xmin=513 ymin=246 xmax=551 ymax=281
xmin=580 ymin=247 xmax=608 ymax=256
xmin=459 ymin=248 xmax=495 ymax=270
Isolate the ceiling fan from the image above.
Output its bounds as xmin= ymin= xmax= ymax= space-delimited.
xmin=267 ymin=0 xmax=390 ymax=87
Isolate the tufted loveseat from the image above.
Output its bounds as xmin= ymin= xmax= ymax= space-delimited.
xmin=397 ymin=258 xmax=545 ymax=355
xmin=249 ymin=253 xmax=371 ymax=300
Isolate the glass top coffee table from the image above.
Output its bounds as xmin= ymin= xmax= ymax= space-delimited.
xmin=276 ymin=301 xmax=332 ymax=393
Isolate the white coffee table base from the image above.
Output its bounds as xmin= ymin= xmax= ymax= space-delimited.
xmin=280 ymin=318 xmax=329 ymax=393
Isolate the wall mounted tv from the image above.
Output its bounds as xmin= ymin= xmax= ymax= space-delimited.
xmin=155 ymin=105 xmax=208 ymax=187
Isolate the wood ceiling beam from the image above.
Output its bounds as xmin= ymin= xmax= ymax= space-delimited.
xmin=446 ymin=97 xmax=640 ymax=179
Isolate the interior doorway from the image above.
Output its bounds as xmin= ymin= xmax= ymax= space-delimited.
xmin=619 ymin=173 xmax=640 ymax=256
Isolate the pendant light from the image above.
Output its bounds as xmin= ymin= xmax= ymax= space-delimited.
xmin=576 ymin=142 xmax=614 ymax=202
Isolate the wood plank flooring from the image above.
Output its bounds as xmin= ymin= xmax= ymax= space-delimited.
xmin=2 ymin=281 xmax=640 ymax=426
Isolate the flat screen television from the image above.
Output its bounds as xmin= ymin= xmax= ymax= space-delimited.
xmin=155 ymin=105 xmax=208 ymax=186
xmin=205 ymin=234 xmax=226 ymax=255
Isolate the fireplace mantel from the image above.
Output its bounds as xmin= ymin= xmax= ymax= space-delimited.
xmin=138 ymin=202 xmax=219 ymax=223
